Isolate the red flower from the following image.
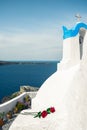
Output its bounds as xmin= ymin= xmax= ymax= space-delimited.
xmin=41 ymin=110 xmax=48 ymax=118
xmin=50 ymin=107 xmax=55 ymax=113
xmin=34 ymin=107 xmax=55 ymax=118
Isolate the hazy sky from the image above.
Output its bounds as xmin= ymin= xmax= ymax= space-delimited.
xmin=0 ymin=0 xmax=87 ymax=61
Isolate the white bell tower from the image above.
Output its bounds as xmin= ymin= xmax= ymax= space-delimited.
xmin=58 ymin=16 xmax=87 ymax=70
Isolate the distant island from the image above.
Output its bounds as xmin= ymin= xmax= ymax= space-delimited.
xmin=0 ymin=60 xmax=58 ymax=65
xmin=0 ymin=61 xmax=20 ymax=65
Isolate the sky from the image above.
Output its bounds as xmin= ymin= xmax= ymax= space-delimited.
xmin=0 ymin=0 xmax=87 ymax=61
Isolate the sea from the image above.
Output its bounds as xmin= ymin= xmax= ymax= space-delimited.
xmin=0 ymin=61 xmax=58 ymax=101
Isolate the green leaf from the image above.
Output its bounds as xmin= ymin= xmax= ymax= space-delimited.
xmin=38 ymin=112 xmax=41 ymax=118
xmin=34 ymin=111 xmax=41 ymax=118
xmin=47 ymin=108 xmax=51 ymax=114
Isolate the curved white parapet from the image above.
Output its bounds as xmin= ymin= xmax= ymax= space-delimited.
xmin=0 ymin=92 xmax=37 ymax=113
xmin=0 ymin=92 xmax=26 ymax=113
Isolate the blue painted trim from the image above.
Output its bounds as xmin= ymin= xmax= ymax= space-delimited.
xmin=63 ymin=22 xmax=87 ymax=39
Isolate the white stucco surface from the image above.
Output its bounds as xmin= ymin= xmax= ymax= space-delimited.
xmin=9 ymin=63 xmax=87 ymax=130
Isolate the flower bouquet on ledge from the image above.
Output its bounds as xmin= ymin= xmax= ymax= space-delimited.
xmin=34 ymin=107 xmax=55 ymax=118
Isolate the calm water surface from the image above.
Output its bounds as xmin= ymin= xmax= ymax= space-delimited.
xmin=0 ymin=61 xmax=58 ymax=100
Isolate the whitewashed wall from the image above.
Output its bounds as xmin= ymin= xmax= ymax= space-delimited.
xmin=58 ymin=35 xmax=80 ymax=70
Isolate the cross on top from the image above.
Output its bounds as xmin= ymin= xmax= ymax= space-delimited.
xmin=75 ymin=14 xmax=82 ymax=22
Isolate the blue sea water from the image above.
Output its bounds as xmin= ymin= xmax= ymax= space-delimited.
xmin=0 ymin=61 xmax=58 ymax=100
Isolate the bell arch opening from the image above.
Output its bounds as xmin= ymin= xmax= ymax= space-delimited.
xmin=79 ymin=29 xmax=86 ymax=59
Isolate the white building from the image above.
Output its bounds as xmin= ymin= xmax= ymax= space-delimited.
xmin=58 ymin=22 xmax=87 ymax=69
xmin=9 ymin=22 xmax=87 ymax=130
